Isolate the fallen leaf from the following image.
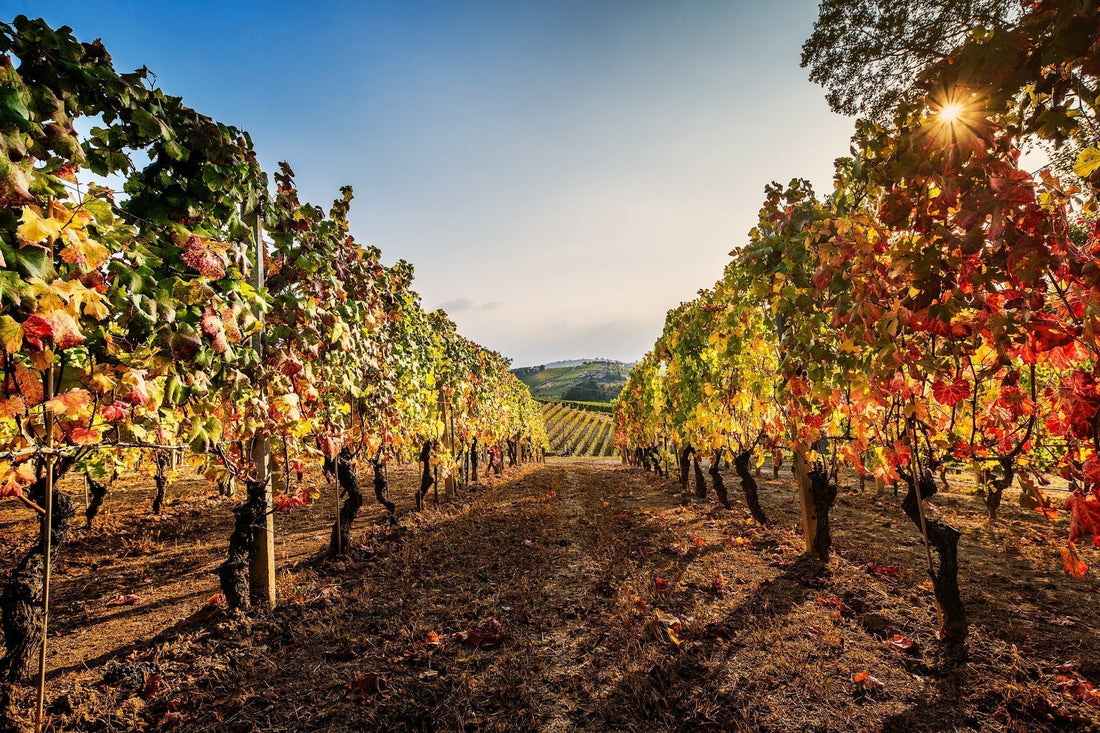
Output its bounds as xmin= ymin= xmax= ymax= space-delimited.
xmin=107 ymin=594 xmax=142 ymax=606
xmin=349 ymin=671 xmax=386 ymax=702
xmin=654 ymin=608 xmax=683 ymax=646
xmin=887 ymin=634 xmax=918 ymax=653
xmin=854 ymin=671 xmax=885 ymax=693
xmin=456 ymin=618 xmax=504 ymax=647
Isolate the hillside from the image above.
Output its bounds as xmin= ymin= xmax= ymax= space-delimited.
xmin=512 ymin=359 xmax=631 ymax=402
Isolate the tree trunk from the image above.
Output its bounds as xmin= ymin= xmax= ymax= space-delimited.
xmin=326 ymin=450 xmax=364 ymax=555
xmin=901 ymin=471 xmax=968 ymax=647
xmin=1 ymin=472 xmax=75 ymax=718
xmin=84 ymin=472 xmax=109 ymax=530
xmin=807 ymin=467 xmax=838 ymax=562
xmin=693 ymin=454 xmax=707 ymax=499
xmin=217 ymin=479 xmax=267 ymax=612
xmin=152 ymin=450 xmax=169 ymax=516
xmin=733 ymin=450 xmax=769 ymax=525
xmin=709 ymin=449 xmax=732 ymax=509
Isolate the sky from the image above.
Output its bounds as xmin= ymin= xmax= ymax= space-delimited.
xmin=12 ymin=0 xmax=857 ymax=367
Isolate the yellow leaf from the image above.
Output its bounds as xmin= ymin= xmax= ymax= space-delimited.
xmin=0 ymin=316 xmax=22 ymax=354
xmin=59 ymin=229 xmax=110 ymax=270
xmin=1074 ymin=147 xmax=1100 ymax=178
xmin=17 ymin=206 xmax=63 ymax=244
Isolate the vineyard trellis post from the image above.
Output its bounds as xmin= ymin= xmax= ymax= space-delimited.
xmin=440 ymin=388 xmax=455 ymax=496
xmin=247 ymin=209 xmax=276 ymax=608
xmin=34 ymin=366 xmax=55 ymax=733
xmin=793 ymin=445 xmax=818 ymax=555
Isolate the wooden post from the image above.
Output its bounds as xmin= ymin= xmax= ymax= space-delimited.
xmin=440 ymin=389 xmax=456 ymax=496
xmin=793 ymin=445 xmax=817 ymax=555
xmin=332 ymin=456 xmax=343 ymax=555
xmin=35 ymin=366 xmax=54 ymax=733
xmin=248 ymin=212 xmax=276 ymax=608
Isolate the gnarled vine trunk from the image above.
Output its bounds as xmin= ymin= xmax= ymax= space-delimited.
xmin=679 ymin=445 xmax=692 ymax=493
xmin=470 ymin=437 xmax=479 ymax=482
xmin=417 ymin=441 xmax=435 ymax=510
xmin=1 ymin=467 xmax=76 ymax=719
xmin=709 ymin=449 xmax=732 ymax=509
xmin=693 ymin=454 xmax=707 ymax=499
xmin=983 ymin=455 xmax=1014 ymax=522
xmin=217 ymin=479 xmax=268 ymax=612
xmin=807 ymin=467 xmax=838 ymax=562
xmin=733 ymin=450 xmax=768 ymax=525
xmin=84 ymin=472 xmax=109 ymax=530
xmin=325 ymin=450 xmax=364 ymax=555
xmin=152 ymin=450 xmax=169 ymax=516
xmin=901 ymin=470 xmax=967 ymax=647
xmin=371 ymin=454 xmax=398 ymax=526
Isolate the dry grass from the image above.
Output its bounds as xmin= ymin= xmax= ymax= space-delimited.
xmin=2 ymin=457 xmax=1099 ymax=731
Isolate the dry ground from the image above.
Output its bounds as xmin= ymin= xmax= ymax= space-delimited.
xmin=2 ymin=457 xmax=1100 ymax=732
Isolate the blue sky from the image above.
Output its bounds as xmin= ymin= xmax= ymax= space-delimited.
xmin=12 ymin=0 xmax=856 ymax=366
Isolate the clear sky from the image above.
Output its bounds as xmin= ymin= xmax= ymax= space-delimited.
xmin=12 ymin=0 xmax=856 ymax=367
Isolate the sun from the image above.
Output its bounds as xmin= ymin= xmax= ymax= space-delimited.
xmin=939 ymin=103 xmax=964 ymax=123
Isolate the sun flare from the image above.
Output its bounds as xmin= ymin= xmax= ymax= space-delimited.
xmin=939 ymin=103 xmax=964 ymax=123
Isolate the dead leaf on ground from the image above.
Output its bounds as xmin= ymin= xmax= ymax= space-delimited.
xmin=349 ymin=671 xmax=386 ymax=702
xmin=455 ymin=617 xmax=504 ymax=647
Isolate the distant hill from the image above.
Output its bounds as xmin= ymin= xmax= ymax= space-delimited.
xmin=512 ymin=359 xmax=632 ymax=402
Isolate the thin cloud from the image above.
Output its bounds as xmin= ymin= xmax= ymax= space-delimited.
xmin=438 ymin=297 xmax=502 ymax=313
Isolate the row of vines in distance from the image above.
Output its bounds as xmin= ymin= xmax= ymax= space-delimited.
xmin=542 ymin=403 xmax=615 ymax=457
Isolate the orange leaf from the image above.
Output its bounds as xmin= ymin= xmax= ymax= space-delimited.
xmin=0 ymin=395 xmax=26 ymax=419
xmin=0 ymin=462 xmax=35 ymax=498
xmin=1060 ymin=545 xmax=1088 ymax=579
xmin=70 ymin=426 xmax=101 ymax=445
xmin=45 ymin=388 xmax=91 ymax=416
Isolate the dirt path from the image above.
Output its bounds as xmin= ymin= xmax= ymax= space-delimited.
xmin=5 ymin=458 xmax=1100 ymax=731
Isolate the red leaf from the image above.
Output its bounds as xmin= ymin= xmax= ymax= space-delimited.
xmin=888 ymin=634 xmax=918 ymax=653
xmin=21 ymin=315 xmax=53 ymax=350
xmin=865 ymin=562 xmax=901 ymax=578
xmin=654 ymin=576 xmax=669 ymax=596
xmin=273 ymin=487 xmax=312 ymax=512
xmin=123 ymin=374 xmax=150 ymax=406
xmin=107 ymin=594 xmax=143 ymax=606
xmin=101 ymin=401 xmax=128 ymax=421
xmin=1063 ymin=491 xmax=1100 ymax=545
xmin=932 ymin=377 xmax=971 ymax=407
xmin=456 ymin=617 xmax=504 ymax=647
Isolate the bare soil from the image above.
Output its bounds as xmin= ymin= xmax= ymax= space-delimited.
xmin=2 ymin=457 xmax=1099 ymax=732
